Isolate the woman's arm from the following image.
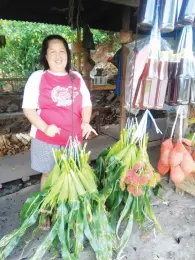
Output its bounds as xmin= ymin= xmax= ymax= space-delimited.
xmin=82 ymin=106 xmax=92 ymax=123
xmin=23 ymin=108 xmax=60 ymax=137
xmin=81 ymin=106 xmax=97 ymax=138
xmin=23 ymin=108 xmax=48 ymax=133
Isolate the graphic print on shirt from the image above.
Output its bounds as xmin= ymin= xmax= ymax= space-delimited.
xmin=51 ymin=85 xmax=79 ymax=107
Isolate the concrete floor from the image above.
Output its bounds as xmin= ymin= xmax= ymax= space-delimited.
xmin=0 ymin=125 xmax=195 ymax=260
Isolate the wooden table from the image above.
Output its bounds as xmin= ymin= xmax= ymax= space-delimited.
xmin=90 ymin=84 xmax=115 ymax=91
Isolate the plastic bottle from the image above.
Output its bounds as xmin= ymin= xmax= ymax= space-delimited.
xmin=155 ymin=51 xmax=169 ymax=108
xmin=190 ymin=58 xmax=195 ymax=104
xmin=140 ymin=55 xmax=159 ymax=109
xmin=165 ymin=53 xmax=179 ymax=105
xmin=137 ymin=0 xmax=156 ymax=30
xmin=177 ymin=0 xmax=195 ymax=25
xmin=160 ymin=0 xmax=177 ymax=32
xmin=175 ymin=49 xmax=192 ymax=105
xmin=175 ymin=0 xmax=183 ymax=26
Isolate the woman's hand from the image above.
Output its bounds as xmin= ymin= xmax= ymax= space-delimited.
xmin=81 ymin=122 xmax=98 ymax=139
xmin=44 ymin=124 xmax=61 ymax=137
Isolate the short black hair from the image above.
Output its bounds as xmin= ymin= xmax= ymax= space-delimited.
xmin=40 ymin=35 xmax=71 ymax=73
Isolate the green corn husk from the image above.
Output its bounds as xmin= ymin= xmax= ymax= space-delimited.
xmin=114 ymin=145 xmax=131 ymax=162
xmin=105 ymin=140 xmax=122 ymax=161
xmin=41 ymin=173 xmax=65 ymax=209
xmin=77 ymin=168 xmax=97 ymax=194
xmin=58 ymin=174 xmax=69 ymax=204
xmin=67 ymin=172 xmax=78 ymax=203
xmin=70 ymin=170 xmax=86 ymax=196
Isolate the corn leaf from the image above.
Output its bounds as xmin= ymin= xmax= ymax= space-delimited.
xmin=0 ymin=206 xmax=40 ymax=260
xmin=116 ymin=194 xmax=134 ymax=239
xmin=57 ymin=204 xmax=75 ymax=260
xmin=143 ymin=191 xmax=163 ymax=234
xmin=116 ymin=212 xmax=134 ymax=260
xmin=73 ymin=209 xmax=84 ymax=258
xmin=29 ymin=219 xmax=60 ymax=260
xmin=20 ymin=191 xmax=45 ymax=224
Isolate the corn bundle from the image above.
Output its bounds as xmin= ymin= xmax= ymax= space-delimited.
xmin=0 ymin=141 xmax=113 ymax=260
xmin=96 ymin=112 xmax=162 ymax=259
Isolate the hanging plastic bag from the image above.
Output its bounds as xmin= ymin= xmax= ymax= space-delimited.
xmin=125 ymin=0 xmax=172 ymax=112
xmin=125 ymin=31 xmax=171 ymax=111
xmin=166 ymin=26 xmax=194 ymax=106
xmin=124 ymin=38 xmax=149 ymax=113
xmin=177 ymin=0 xmax=195 ymax=25
xmin=135 ymin=1 xmax=160 ymax=109
xmin=160 ymin=0 xmax=177 ymax=33
xmin=137 ymin=0 xmax=156 ymax=30
xmin=133 ymin=1 xmax=171 ymax=110
xmin=165 ymin=28 xmax=187 ymax=105
xmin=176 ymin=25 xmax=193 ymax=105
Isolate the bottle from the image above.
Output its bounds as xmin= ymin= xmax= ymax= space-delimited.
xmin=165 ymin=53 xmax=179 ymax=105
xmin=137 ymin=0 xmax=156 ymax=30
xmin=133 ymin=59 xmax=149 ymax=109
xmin=190 ymin=58 xmax=195 ymax=104
xmin=160 ymin=0 xmax=177 ymax=33
xmin=155 ymin=51 xmax=169 ymax=108
xmin=177 ymin=0 xmax=195 ymax=25
xmin=175 ymin=49 xmax=192 ymax=105
xmin=140 ymin=57 xmax=158 ymax=108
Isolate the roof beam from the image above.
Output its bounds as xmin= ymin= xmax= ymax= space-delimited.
xmin=101 ymin=0 xmax=139 ymax=7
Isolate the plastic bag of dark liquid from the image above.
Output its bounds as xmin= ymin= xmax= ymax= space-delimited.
xmin=166 ymin=25 xmax=194 ymax=106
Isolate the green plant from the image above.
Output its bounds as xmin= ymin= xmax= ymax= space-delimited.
xmin=0 ymin=20 xmax=115 ymax=78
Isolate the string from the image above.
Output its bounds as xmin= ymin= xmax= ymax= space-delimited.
xmin=171 ymin=106 xmax=181 ymax=138
xmin=69 ymin=73 xmax=75 ymax=143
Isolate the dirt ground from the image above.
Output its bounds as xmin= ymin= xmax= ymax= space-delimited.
xmin=0 ymin=146 xmax=195 ymax=260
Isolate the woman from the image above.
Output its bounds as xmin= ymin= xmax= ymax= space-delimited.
xmin=22 ymin=35 xmax=96 ymax=227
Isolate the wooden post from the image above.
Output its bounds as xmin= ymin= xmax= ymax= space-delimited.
xmin=120 ymin=6 xmax=131 ymax=131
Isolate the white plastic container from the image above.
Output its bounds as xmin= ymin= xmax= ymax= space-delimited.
xmin=93 ymin=76 xmax=107 ymax=85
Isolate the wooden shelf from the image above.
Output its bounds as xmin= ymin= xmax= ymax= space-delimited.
xmin=91 ymin=84 xmax=116 ymax=91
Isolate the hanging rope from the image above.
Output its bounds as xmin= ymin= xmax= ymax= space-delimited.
xmin=69 ymin=73 xmax=75 ymax=140
xmin=68 ymin=0 xmax=75 ymax=29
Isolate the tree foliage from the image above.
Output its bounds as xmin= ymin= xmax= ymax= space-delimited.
xmin=0 ymin=20 xmax=112 ymax=78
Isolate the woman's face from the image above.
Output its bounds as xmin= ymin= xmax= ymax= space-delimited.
xmin=46 ymin=39 xmax=68 ymax=73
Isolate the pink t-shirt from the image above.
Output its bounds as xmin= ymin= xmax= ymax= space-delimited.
xmin=22 ymin=70 xmax=92 ymax=145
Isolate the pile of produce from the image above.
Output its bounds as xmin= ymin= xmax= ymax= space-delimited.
xmin=0 ymin=141 xmax=113 ymax=260
xmin=0 ymin=110 xmax=163 ymax=260
xmin=158 ymin=107 xmax=195 ymax=184
xmin=96 ymin=111 xmax=162 ymax=258
xmin=158 ymin=136 xmax=195 ymax=184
